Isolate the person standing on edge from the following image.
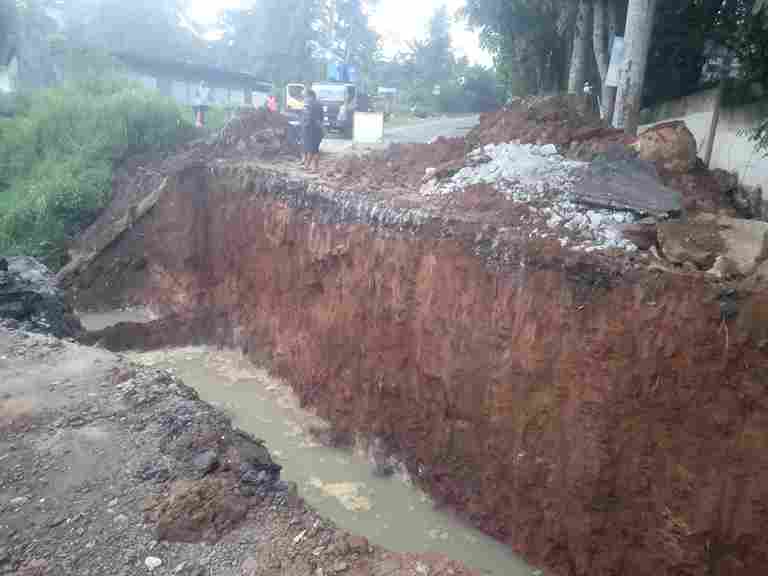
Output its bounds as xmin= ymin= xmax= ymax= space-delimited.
xmin=193 ymin=80 xmax=211 ymax=127
xmin=302 ymin=89 xmax=323 ymax=171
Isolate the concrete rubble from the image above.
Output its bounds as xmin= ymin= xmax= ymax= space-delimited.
xmin=420 ymin=142 xmax=638 ymax=252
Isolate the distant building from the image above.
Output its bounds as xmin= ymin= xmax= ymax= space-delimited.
xmin=0 ymin=43 xmax=271 ymax=110
xmin=112 ymin=52 xmax=272 ymax=109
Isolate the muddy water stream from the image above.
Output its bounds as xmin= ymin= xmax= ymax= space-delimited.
xmin=80 ymin=312 xmax=533 ymax=576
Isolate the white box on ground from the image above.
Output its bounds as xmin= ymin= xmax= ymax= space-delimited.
xmin=353 ymin=112 xmax=384 ymax=143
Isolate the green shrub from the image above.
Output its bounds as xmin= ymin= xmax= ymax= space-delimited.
xmin=0 ymin=78 xmax=192 ymax=267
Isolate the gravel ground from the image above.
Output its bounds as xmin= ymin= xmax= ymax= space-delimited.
xmin=0 ymin=325 xmax=478 ymax=576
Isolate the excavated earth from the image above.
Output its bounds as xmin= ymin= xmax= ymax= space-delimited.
xmin=0 ymin=325 xmax=476 ymax=576
xmin=56 ymin=103 xmax=768 ymax=576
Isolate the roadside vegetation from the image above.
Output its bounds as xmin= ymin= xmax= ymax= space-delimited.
xmin=0 ymin=78 xmax=192 ymax=267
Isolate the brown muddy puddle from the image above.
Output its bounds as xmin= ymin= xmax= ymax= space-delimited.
xmin=80 ymin=311 xmax=534 ymax=576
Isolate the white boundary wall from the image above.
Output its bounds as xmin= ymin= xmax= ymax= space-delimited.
xmin=641 ymin=89 xmax=768 ymax=191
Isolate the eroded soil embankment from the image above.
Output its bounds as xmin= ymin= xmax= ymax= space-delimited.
xmin=68 ymin=164 xmax=768 ymax=575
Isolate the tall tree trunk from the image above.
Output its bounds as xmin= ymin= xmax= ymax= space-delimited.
xmin=603 ymin=0 xmax=618 ymax=122
xmin=568 ymin=0 xmax=592 ymax=93
xmin=593 ymin=0 xmax=608 ymax=82
xmin=607 ymin=0 xmax=618 ymax=38
xmin=593 ymin=0 xmax=610 ymax=118
xmin=614 ymin=0 xmax=658 ymax=134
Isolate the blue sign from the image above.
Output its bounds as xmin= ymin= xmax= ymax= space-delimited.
xmin=327 ymin=62 xmax=341 ymax=82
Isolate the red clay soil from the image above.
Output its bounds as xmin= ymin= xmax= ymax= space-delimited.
xmin=466 ymin=94 xmax=635 ymax=160
xmin=69 ymin=164 xmax=768 ymax=576
xmin=324 ymin=94 xmax=733 ymax=216
xmin=324 ymin=136 xmax=467 ymax=192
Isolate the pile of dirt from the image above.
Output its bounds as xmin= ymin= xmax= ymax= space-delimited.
xmin=325 ymin=137 xmax=466 ymax=191
xmin=0 ymin=256 xmax=82 ymax=338
xmin=144 ymin=477 xmax=252 ymax=543
xmin=466 ymin=94 xmax=634 ymax=162
xmin=216 ymin=108 xmax=300 ymax=158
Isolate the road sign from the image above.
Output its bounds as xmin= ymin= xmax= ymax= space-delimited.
xmin=605 ymin=36 xmax=625 ymax=88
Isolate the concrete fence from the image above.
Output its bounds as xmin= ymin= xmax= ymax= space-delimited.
xmin=641 ymin=88 xmax=768 ymax=191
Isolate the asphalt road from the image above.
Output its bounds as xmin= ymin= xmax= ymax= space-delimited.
xmin=382 ymin=114 xmax=479 ymax=143
xmin=322 ymin=114 xmax=479 ymax=155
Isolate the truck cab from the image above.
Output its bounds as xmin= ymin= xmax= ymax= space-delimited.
xmin=314 ymin=82 xmax=357 ymax=137
xmin=284 ymin=82 xmax=368 ymax=139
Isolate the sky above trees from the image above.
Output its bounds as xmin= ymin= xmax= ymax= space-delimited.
xmin=185 ymin=0 xmax=493 ymax=66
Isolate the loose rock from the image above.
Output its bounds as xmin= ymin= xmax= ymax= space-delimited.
xmin=634 ymin=121 xmax=697 ymax=174
xmin=192 ymin=450 xmax=219 ymax=476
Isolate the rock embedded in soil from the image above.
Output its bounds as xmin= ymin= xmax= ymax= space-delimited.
xmin=191 ymin=450 xmax=219 ymax=477
xmin=659 ymin=213 xmax=768 ymax=276
xmin=634 ymin=120 xmax=698 ymax=174
xmin=0 ymin=256 xmax=82 ymax=338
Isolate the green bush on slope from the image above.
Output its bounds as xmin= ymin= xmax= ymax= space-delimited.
xmin=0 ymin=78 xmax=193 ymax=267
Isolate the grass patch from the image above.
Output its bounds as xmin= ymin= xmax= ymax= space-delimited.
xmin=0 ymin=78 xmax=193 ymax=268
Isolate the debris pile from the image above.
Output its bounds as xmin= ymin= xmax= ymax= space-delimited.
xmin=216 ymin=109 xmax=300 ymax=158
xmin=466 ymin=94 xmax=633 ymax=162
xmin=0 ymin=256 xmax=82 ymax=337
xmin=419 ymin=142 xmax=637 ymax=251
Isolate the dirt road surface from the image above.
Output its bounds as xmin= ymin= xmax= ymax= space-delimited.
xmin=0 ymin=327 xmax=479 ymax=576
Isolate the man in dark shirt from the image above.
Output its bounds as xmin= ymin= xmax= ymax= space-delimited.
xmin=302 ymin=90 xmax=324 ymax=171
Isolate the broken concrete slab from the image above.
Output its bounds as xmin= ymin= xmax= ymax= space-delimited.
xmin=572 ymin=157 xmax=682 ymax=216
xmin=659 ymin=213 xmax=768 ymax=277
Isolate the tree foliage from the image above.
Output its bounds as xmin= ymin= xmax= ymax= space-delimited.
xmin=72 ymin=0 xmax=210 ymax=64
xmin=370 ymin=6 xmax=499 ymax=114
xmin=332 ymin=0 xmax=381 ymax=83
xmin=644 ymin=0 xmax=751 ymax=106
xmin=463 ymin=0 xmax=576 ymax=96
xmin=218 ymin=0 xmax=321 ymax=85
xmin=725 ymin=3 xmax=768 ymax=152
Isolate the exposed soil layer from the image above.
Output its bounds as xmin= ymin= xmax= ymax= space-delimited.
xmin=66 ymin=163 xmax=768 ymax=576
xmin=0 ymin=327 xmax=477 ymax=576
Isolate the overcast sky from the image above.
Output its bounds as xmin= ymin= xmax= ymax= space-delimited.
xmin=185 ymin=0 xmax=493 ymax=67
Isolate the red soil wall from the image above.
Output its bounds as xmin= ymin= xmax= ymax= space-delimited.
xmin=71 ymin=165 xmax=768 ymax=575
